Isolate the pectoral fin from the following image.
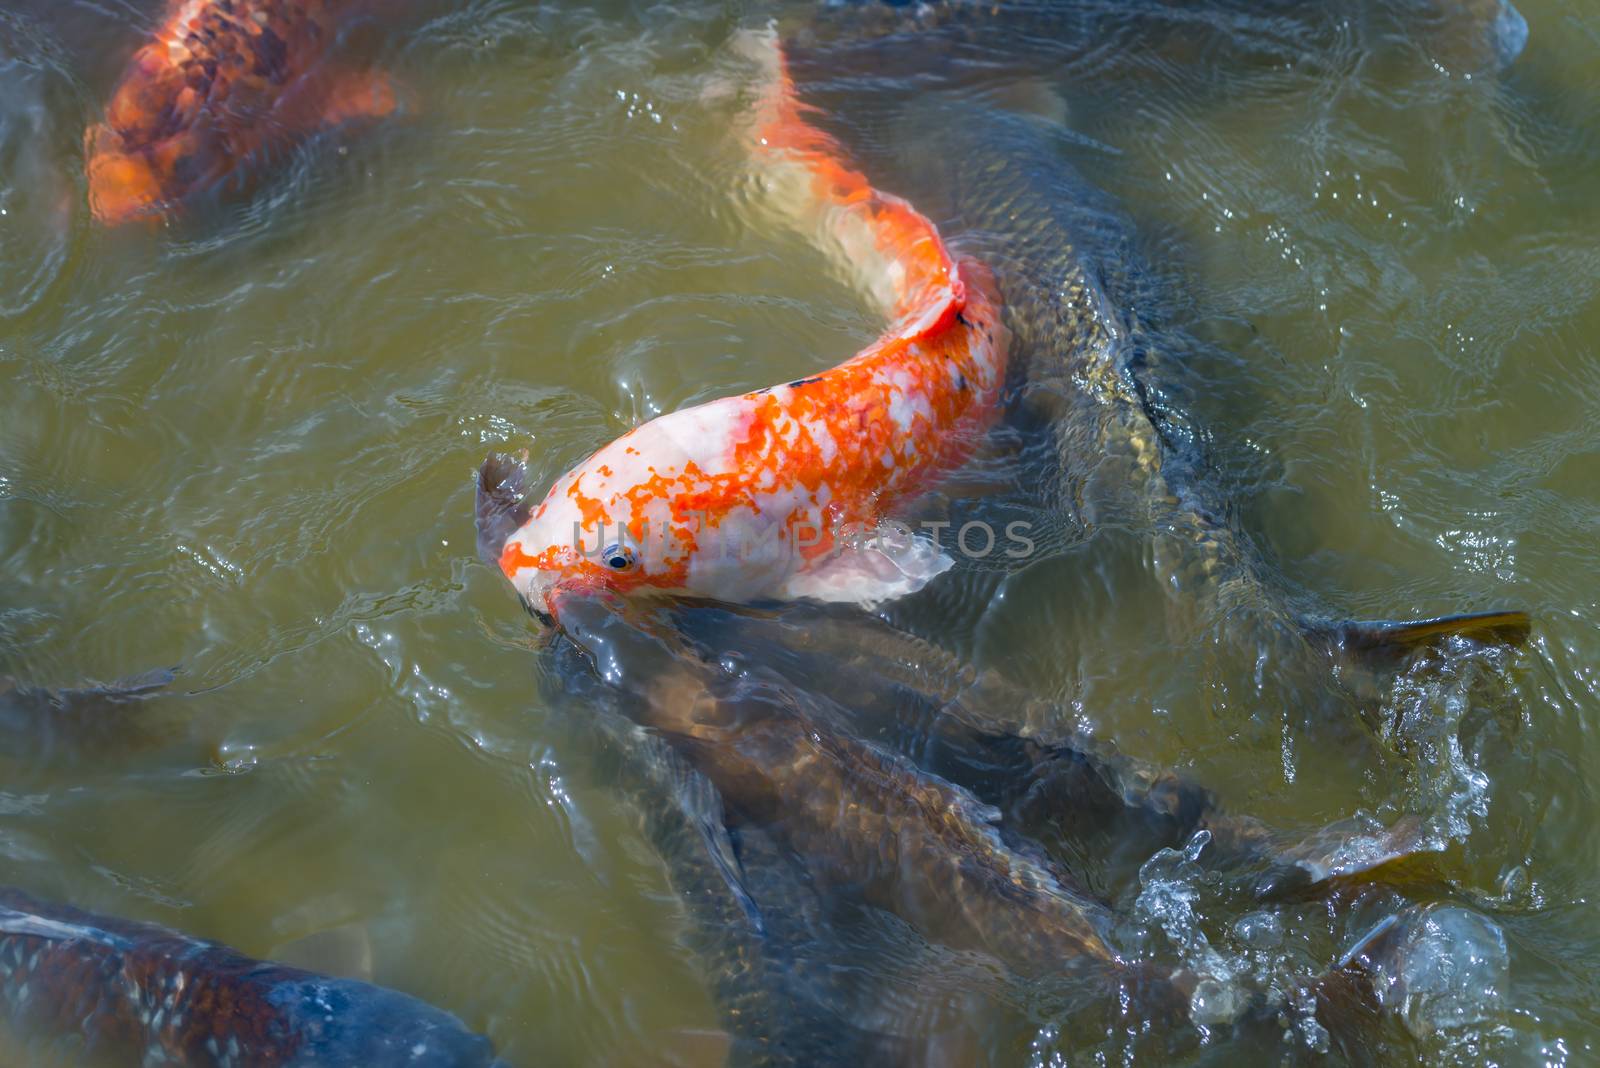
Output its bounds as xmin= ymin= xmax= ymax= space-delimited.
xmin=692 ymin=802 xmax=764 ymax=935
xmin=476 ymin=453 xmax=531 ymax=569
xmin=781 ymin=529 xmax=954 ymax=608
xmin=318 ymin=68 xmax=402 ymax=127
xmin=647 ymin=728 xmax=764 ymax=933
xmin=1317 ymin=609 xmax=1531 ymax=659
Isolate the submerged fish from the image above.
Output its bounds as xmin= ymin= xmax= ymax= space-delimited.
xmin=546 ymin=634 xmax=973 ymax=1066
xmin=85 ymin=0 xmax=398 ymax=225
xmin=0 ymin=668 xmax=176 ymax=765
xmin=0 ymin=887 xmax=503 ymax=1067
xmin=493 ymin=32 xmax=1008 ymax=614
xmin=778 ymin=26 xmax=1530 ymax=666
xmin=546 ymin=587 xmax=1159 ymax=987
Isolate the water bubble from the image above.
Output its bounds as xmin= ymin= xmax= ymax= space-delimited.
xmin=1189 ymin=976 xmax=1245 ymax=1026
xmin=1232 ymin=910 xmax=1283 ymax=950
xmin=1383 ymin=907 xmax=1510 ymax=1041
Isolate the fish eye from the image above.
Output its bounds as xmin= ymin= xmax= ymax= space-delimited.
xmin=601 ymin=544 xmax=636 ymax=571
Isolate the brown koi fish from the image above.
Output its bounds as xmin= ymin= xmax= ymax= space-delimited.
xmin=86 ymin=0 xmax=397 ymax=225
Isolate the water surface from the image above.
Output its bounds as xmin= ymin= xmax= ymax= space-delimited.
xmin=0 ymin=0 xmax=1596 ymax=1064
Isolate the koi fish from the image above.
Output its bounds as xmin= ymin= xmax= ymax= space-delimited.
xmin=0 ymin=887 xmax=504 ymax=1067
xmin=490 ymin=30 xmax=1009 ymax=616
xmin=85 ymin=0 xmax=397 ymax=226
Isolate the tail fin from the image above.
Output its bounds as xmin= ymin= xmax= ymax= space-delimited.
xmin=1316 ymin=609 xmax=1531 ymax=659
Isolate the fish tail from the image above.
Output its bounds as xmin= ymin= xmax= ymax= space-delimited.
xmin=738 ymin=26 xmax=964 ymax=340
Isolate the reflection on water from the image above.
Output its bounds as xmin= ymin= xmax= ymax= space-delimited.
xmin=1 ymin=0 xmax=1597 ymax=1064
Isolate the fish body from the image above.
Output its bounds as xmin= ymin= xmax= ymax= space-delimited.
xmin=0 ymin=669 xmax=175 ymax=766
xmin=547 ymin=591 xmax=1136 ymax=985
xmin=547 ymin=637 xmax=965 ymax=1066
xmin=86 ymin=0 xmax=396 ymax=225
xmin=496 ymin=35 xmax=1008 ymax=615
xmin=0 ymin=888 xmax=502 ymax=1067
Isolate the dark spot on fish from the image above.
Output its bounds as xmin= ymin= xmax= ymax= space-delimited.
xmin=955 ymin=372 xmax=967 ymax=391
xmin=252 ymin=25 xmax=289 ymax=82
xmin=172 ymin=153 xmax=204 ymax=187
xmin=955 ymin=311 xmax=971 ymax=327
xmin=788 ymin=376 xmax=824 ymax=389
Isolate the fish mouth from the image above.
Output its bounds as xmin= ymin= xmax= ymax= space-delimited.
xmin=544 ymin=575 xmax=615 ymax=618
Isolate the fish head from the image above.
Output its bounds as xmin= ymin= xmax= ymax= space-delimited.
xmin=498 ymin=423 xmax=700 ymax=618
xmin=85 ymin=45 xmax=203 ymax=225
xmin=496 ymin=403 xmax=811 ymax=617
xmin=84 ymin=134 xmax=165 ymax=226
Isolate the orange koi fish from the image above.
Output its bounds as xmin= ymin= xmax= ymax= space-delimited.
xmin=493 ymin=32 xmax=1009 ymax=616
xmin=86 ymin=0 xmax=397 ymax=225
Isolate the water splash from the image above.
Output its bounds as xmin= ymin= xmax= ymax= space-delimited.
xmin=1133 ymin=830 xmax=1250 ymax=1027
xmin=1378 ymin=637 xmax=1521 ymax=847
xmin=1361 ymin=905 xmax=1512 ymax=1059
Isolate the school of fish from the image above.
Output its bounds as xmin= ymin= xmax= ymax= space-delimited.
xmin=0 ymin=0 xmax=1548 ymax=1064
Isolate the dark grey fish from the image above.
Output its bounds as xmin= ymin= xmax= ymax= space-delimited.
xmin=671 ymin=600 xmax=1434 ymax=900
xmin=547 ymin=589 xmax=1192 ymax=999
xmin=0 ymin=887 xmax=504 ymax=1067
xmin=0 ymin=668 xmax=177 ymax=765
xmin=550 ymin=645 xmax=986 ymax=1066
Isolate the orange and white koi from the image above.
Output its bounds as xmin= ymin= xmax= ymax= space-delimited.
xmin=494 ymin=32 xmax=1009 ymax=615
xmin=86 ymin=0 xmax=398 ymax=226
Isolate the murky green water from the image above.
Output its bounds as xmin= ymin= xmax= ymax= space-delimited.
xmin=1 ymin=0 xmax=1597 ymax=1064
